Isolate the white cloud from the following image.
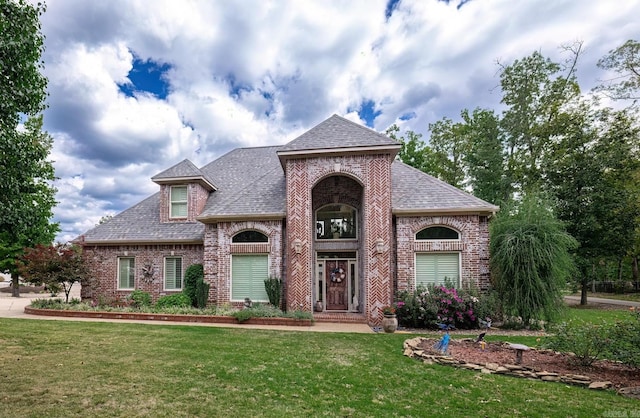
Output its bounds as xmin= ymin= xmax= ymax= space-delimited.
xmin=34 ymin=0 xmax=640 ymax=241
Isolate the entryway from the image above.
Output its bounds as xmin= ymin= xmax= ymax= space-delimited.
xmin=315 ymin=253 xmax=359 ymax=312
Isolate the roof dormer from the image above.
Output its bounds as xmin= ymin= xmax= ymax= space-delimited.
xmin=152 ymin=159 xmax=216 ymax=223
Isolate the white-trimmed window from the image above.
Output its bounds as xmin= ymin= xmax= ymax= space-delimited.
xmin=415 ymin=253 xmax=460 ymax=287
xmin=170 ymin=185 xmax=188 ymax=218
xmin=118 ymin=257 xmax=135 ymax=290
xmin=231 ymin=254 xmax=269 ymax=302
xmin=164 ymin=257 xmax=183 ymax=290
xmin=315 ymin=204 xmax=357 ymax=240
xmin=416 ymin=226 xmax=459 ymax=240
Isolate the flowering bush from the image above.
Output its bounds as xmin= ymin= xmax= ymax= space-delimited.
xmin=395 ymin=284 xmax=493 ymax=329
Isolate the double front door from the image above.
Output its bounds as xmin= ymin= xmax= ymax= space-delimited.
xmin=316 ymin=255 xmax=358 ymax=312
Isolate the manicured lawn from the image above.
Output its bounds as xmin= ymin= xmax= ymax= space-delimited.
xmin=0 ymin=319 xmax=637 ymax=417
xmin=563 ymin=304 xmax=633 ymax=323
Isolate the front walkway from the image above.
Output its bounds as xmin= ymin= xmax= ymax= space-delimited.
xmin=0 ymin=282 xmax=372 ymax=333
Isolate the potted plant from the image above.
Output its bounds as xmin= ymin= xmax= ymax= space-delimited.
xmin=381 ymin=305 xmax=397 ymax=333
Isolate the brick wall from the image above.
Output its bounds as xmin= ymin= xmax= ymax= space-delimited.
xmin=203 ymin=220 xmax=284 ymax=307
xmin=81 ymin=244 xmax=204 ymax=302
xmin=159 ymin=183 xmax=210 ymax=223
xmin=395 ymin=215 xmax=491 ymax=293
xmin=284 ymin=153 xmax=394 ymax=324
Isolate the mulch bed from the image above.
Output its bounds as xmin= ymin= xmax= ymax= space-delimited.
xmin=417 ymin=338 xmax=640 ymax=391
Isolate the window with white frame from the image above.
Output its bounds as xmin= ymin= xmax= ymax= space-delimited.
xmin=415 ymin=253 xmax=460 ymax=287
xmin=118 ymin=257 xmax=135 ymax=289
xmin=170 ymin=185 xmax=188 ymax=218
xmin=231 ymin=254 xmax=269 ymax=302
xmin=164 ymin=257 xmax=183 ymax=290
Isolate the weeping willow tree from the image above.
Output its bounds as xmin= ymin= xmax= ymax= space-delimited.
xmin=490 ymin=193 xmax=577 ymax=325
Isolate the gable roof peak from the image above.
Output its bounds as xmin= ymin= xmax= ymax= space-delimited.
xmin=277 ymin=114 xmax=400 ymax=156
xmin=152 ymin=158 xmax=217 ymax=191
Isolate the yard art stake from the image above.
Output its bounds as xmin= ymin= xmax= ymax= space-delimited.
xmin=433 ymin=323 xmax=454 ymax=354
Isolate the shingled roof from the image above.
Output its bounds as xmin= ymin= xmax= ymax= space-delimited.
xmin=152 ymin=158 xmax=217 ymax=191
xmin=79 ymin=116 xmax=497 ymax=244
xmin=278 ymin=114 xmax=400 ymax=155
xmin=391 ymin=161 xmax=499 ymax=214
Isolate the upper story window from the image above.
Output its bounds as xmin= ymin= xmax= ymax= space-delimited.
xmin=316 ymin=204 xmax=357 ymax=240
xmin=170 ymin=185 xmax=188 ymax=218
xmin=416 ymin=226 xmax=459 ymax=240
xmin=232 ymin=230 xmax=269 ymax=243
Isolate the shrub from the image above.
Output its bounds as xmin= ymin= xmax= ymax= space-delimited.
xmin=183 ymin=264 xmax=204 ymax=307
xmin=155 ymin=293 xmax=192 ymax=309
xmin=605 ymin=309 xmax=640 ymax=368
xmin=127 ymin=290 xmax=151 ymax=308
xmin=232 ymin=309 xmax=254 ymax=323
xmin=545 ymin=320 xmax=610 ymax=366
xmin=195 ymin=279 xmax=210 ymax=309
xmin=395 ymin=284 xmax=486 ymax=329
xmin=264 ymin=276 xmax=282 ymax=308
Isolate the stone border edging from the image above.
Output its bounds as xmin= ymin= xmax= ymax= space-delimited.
xmin=403 ymin=337 xmax=614 ymax=391
xmin=24 ymin=306 xmax=314 ymax=327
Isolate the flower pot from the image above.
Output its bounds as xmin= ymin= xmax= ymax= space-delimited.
xmin=314 ymin=301 xmax=323 ymax=312
xmin=382 ymin=314 xmax=398 ymax=333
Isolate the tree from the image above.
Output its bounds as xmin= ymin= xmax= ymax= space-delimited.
xmin=18 ymin=243 xmax=88 ymax=302
xmin=460 ymin=108 xmax=508 ymax=205
xmin=386 ymin=125 xmax=429 ymax=172
xmin=499 ymin=48 xmax=581 ymax=194
xmin=543 ymin=105 xmax=640 ymax=304
xmin=596 ymin=39 xmax=640 ymax=104
xmin=490 ymin=193 xmax=577 ymax=325
xmin=427 ymin=116 xmax=469 ymax=188
xmin=0 ymin=0 xmax=58 ymax=297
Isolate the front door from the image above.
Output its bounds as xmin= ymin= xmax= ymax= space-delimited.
xmin=325 ymin=260 xmax=348 ymax=310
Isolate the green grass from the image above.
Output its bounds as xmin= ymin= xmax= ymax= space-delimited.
xmin=0 ymin=319 xmax=637 ymax=417
xmin=562 ymin=304 xmax=632 ymax=323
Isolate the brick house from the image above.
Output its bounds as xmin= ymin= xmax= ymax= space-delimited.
xmin=78 ymin=115 xmax=498 ymax=325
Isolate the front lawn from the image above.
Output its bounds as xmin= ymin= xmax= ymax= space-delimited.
xmin=0 ymin=319 xmax=636 ymax=417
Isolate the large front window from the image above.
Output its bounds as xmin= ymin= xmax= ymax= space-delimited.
xmin=316 ymin=204 xmax=357 ymax=240
xmin=231 ymin=254 xmax=269 ymax=302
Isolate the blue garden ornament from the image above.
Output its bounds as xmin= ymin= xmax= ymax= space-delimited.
xmin=433 ymin=323 xmax=454 ymax=354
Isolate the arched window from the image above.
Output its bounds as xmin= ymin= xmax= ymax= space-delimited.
xmin=316 ymin=204 xmax=357 ymax=240
xmin=416 ymin=226 xmax=459 ymax=240
xmin=232 ymin=230 xmax=268 ymax=243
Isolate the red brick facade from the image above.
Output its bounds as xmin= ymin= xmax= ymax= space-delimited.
xmin=81 ymin=244 xmax=203 ymax=301
xmin=82 ymin=152 xmax=492 ymax=326
xmin=284 ymin=154 xmax=394 ymax=324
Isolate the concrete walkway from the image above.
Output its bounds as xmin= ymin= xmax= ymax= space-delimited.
xmin=0 ymin=282 xmax=373 ymax=333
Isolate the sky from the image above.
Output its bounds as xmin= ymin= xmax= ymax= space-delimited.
xmin=34 ymin=0 xmax=640 ymax=242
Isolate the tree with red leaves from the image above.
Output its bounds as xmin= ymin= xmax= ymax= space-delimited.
xmin=18 ymin=243 xmax=88 ymax=302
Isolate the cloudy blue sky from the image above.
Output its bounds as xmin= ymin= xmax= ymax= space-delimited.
xmin=37 ymin=0 xmax=640 ymax=242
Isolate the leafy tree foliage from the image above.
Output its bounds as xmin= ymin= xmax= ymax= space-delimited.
xmin=596 ymin=39 xmax=640 ymax=103
xmin=0 ymin=0 xmax=57 ymax=296
xmin=490 ymin=193 xmax=577 ymax=325
xmin=18 ymin=243 xmax=88 ymax=302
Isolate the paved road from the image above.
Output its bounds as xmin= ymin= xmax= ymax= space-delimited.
xmin=564 ymin=295 xmax=640 ymax=307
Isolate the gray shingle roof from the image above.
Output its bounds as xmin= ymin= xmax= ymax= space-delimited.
xmin=78 ymin=194 xmax=205 ymax=244
xmin=152 ymin=159 xmax=217 ymax=190
xmin=278 ymin=114 xmax=400 ymax=152
xmin=79 ymin=117 xmax=498 ymax=244
xmin=391 ymin=161 xmax=499 ymax=214
xmin=198 ymin=146 xmax=286 ymax=220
